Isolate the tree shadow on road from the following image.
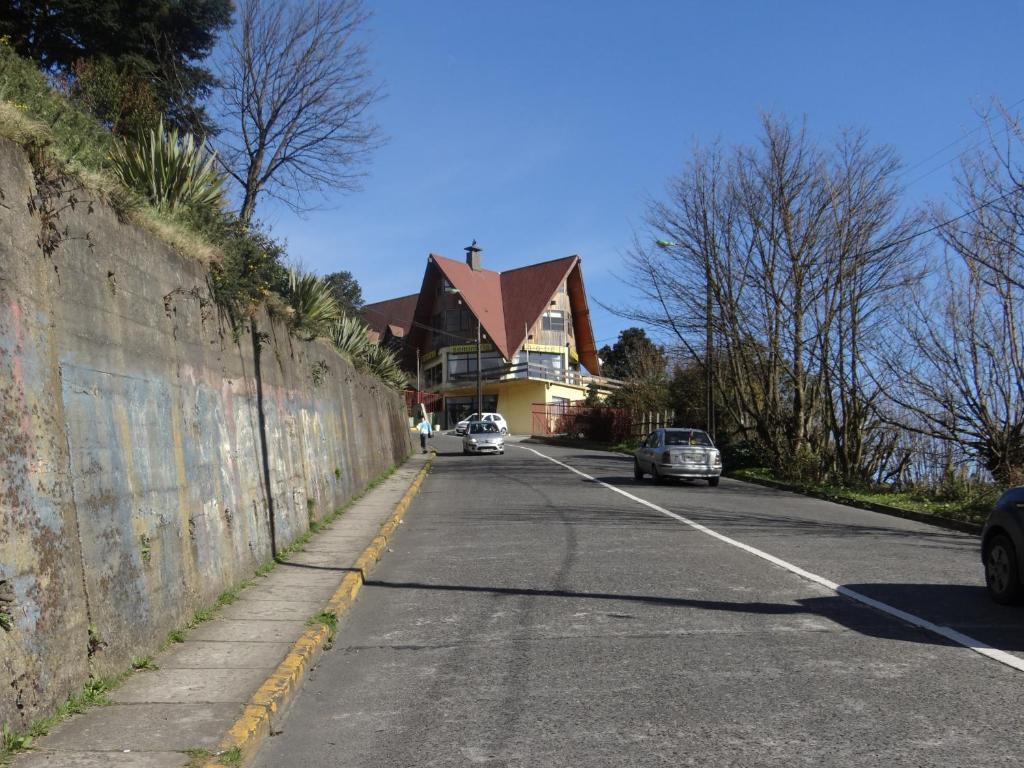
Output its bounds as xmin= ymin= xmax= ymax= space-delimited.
xmin=363 ymin=577 xmax=1024 ymax=653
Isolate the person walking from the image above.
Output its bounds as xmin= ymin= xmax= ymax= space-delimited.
xmin=417 ymin=415 xmax=433 ymax=453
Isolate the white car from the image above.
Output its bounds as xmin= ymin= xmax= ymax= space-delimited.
xmin=462 ymin=421 xmax=506 ymax=455
xmin=455 ymin=412 xmax=508 ymax=435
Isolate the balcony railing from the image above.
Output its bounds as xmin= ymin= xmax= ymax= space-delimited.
xmin=446 ymin=362 xmax=622 ymax=389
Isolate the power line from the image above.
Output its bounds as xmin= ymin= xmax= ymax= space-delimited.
xmin=360 ymin=304 xmax=480 ymax=344
xmin=897 ymin=95 xmax=1024 ymax=184
xmin=855 ymin=185 xmax=1020 ymax=260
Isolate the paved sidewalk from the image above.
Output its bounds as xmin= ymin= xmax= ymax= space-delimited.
xmin=15 ymin=452 xmax=431 ymax=768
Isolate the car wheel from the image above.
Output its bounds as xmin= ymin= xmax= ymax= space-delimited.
xmin=708 ymin=477 xmax=720 ymax=487
xmin=633 ymin=458 xmax=644 ymax=480
xmin=500 ymin=427 xmax=508 ymax=435
xmin=985 ymin=534 xmax=1022 ymax=605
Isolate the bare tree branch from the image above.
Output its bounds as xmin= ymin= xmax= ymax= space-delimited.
xmin=216 ymin=0 xmax=384 ymax=223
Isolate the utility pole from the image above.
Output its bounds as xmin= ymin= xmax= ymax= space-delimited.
xmin=656 ymin=239 xmax=714 ymax=439
xmin=476 ymin=317 xmax=483 ymax=418
xmin=705 ymin=259 xmax=715 ymax=441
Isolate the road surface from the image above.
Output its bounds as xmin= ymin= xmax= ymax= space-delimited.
xmin=253 ymin=435 xmax=1024 ymax=767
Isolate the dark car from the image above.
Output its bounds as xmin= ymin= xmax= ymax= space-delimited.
xmin=981 ymin=487 xmax=1024 ymax=604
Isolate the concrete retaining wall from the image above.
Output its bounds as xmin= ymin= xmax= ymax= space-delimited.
xmin=0 ymin=138 xmax=411 ymax=729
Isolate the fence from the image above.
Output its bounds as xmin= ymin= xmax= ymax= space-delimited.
xmin=531 ymin=402 xmax=631 ymax=443
xmin=630 ymin=410 xmax=677 ymax=437
xmin=530 ymin=403 xmax=677 ymax=443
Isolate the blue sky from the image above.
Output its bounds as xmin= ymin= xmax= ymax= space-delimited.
xmin=255 ymin=1 xmax=1024 ymax=350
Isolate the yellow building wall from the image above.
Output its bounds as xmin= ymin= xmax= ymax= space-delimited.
xmin=494 ymin=380 xmax=589 ymax=434
xmin=545 ymin=382 xmax=588 ymax=402
xmin=442 ymin=378 xmax=590 ymax=434
xmin=494 ymin=380 xmax=545 ymax=434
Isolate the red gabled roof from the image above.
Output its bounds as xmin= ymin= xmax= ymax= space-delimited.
xmin=499 ymin=255 xmax=578 ymax=355
xmin=373 ymin=252 xmax=602 ymax=375
xmin=362 ymin=293 xmax=418 ymax=339
xmin=428 ymin=254 xmax=510 ymax=356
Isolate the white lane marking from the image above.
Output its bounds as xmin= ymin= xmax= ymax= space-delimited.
xmin=515 ymin=445 xmax=1024 ymax=674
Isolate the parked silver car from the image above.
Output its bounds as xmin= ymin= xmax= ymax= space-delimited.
xmin=634 ymin=428 xmax=722 ymax=486
xmin=982 ymin=487 xmax=1024 ymax=604
xmin=462 ymin=421 xmax=505 ymax=455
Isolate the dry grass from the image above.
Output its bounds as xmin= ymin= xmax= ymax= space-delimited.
xmin=0 ymin=98 xmax=220 ymax=265
xmin=0 ymin=101 xmax=52 ymax=148
xmin=132 ymin=206 xmax=221 ymax=264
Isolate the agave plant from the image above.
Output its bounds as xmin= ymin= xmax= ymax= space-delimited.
xmin=363 ymin=342 xmax=409 ymax=390
xmin=328 ymin=316 xmax=408 ymax=390
xmin=329 ymin=315 xmax=372 ymax=361
xmin=109 ymin=117 xmax=224 ymax=212
xmin=286 ymin=270 xmax=342 ymax=340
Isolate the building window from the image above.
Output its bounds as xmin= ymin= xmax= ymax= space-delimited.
xmin=529 ymin=351 xmax=564 ymax=381
xmin=424 ymin=364 xmax=443 ymax=388
xmin=532 ymin=352 xmax=563 ymax=370
xmin=542 ymin=310 xmax=565 ymax=332
xmin=445 ymin=308 xmax=474 ymax=331
xmin=447 ymin=351 xmax=505 ymax=380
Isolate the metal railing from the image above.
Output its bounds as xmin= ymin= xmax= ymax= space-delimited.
xmin=446 ymin=362 xmax=623 ymax=389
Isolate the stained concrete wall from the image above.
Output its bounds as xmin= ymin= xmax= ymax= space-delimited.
xmin=0 ymin=138 xmax=411 ymax=730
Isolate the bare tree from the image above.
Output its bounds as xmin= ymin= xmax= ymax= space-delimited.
xmin=216 ymin=0 xmax=383 ymax=224
xmin=884 ymin=223 xmax=1024 ymax=484
xmin=939 ymin=104 xmax=1024 ymax=290
xmin=813 ymin=130 xmax=923 ymax=483
xmin=880 ymin=106 xmax=1024 ymax=485
xmin=613 ymin=115 xmax=919 ymax=480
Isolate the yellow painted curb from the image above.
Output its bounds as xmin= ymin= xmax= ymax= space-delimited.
xmin=203 ymin=455 xmax=434 ymax=767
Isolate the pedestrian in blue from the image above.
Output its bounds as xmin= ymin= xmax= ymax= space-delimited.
xmin=417 ymin=416 xmax=433 ymax=453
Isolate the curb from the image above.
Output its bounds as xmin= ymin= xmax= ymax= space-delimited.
xmin=732 ymin=473 xmax=983 ymax=535
xmin=204 ymin=455 xmax=434 ymax=767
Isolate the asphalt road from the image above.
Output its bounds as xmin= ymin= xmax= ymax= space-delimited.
xmin=253 ymin=435 xmax=1024 ymax=767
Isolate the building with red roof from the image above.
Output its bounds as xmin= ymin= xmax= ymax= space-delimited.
xmin=363 ymin=243 xmax=618 ymax=432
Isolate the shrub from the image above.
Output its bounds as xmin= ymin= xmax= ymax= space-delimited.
xmin=207 ymin=218 xmax=289 ymax=325
xmin=69 ymin=57 xmax=161 ymax=138
xmin=0 ymin=39 xmax=114 ymax=171
xmin=109 ymin=116 xmax=224 ymax=213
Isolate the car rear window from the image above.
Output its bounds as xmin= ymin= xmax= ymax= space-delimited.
xmin=664 ymin=430 xmax=713 ymax=447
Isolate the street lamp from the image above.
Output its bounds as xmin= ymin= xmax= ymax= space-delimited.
xmin=656 ymin=239 xmax=714 ymax=439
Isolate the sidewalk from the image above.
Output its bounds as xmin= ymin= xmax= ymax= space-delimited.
xmin=14 ymin=452 xmax=432 ymax=768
